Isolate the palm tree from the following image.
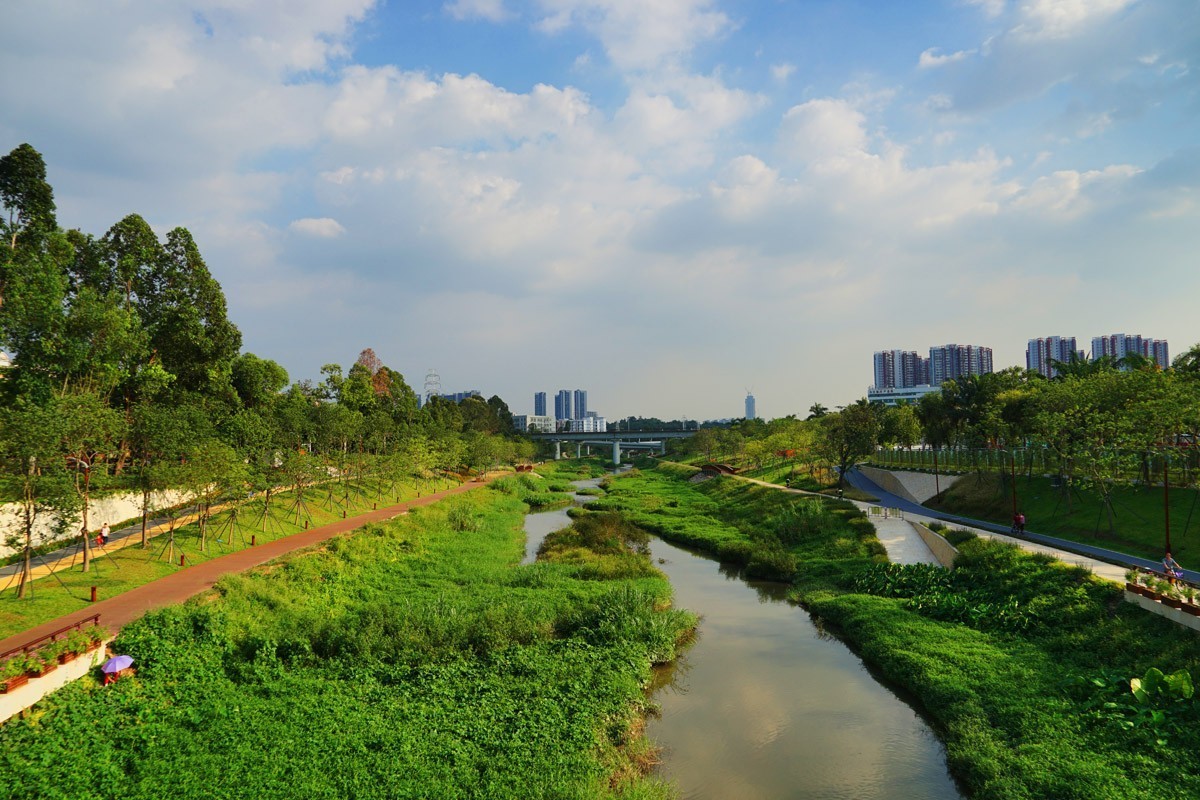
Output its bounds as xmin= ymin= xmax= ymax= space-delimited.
xmin=806 ymin=403 xmax=828 ymax=420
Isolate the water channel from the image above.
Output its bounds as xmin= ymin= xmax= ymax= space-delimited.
xmin=522 ymin=478 xmax=963 ymax=799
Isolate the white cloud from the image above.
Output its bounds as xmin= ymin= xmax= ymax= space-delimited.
xmin=918 ymin=47 xmax=972 ymax=69
xmin=289 ymin=217 xmax=347 ymax=237
xmin=779 ymin=98 xmax=869 ymax=163
xmin=445 ymin=0 xmax=510 ymax=22
xmin=533 ymin=0 xmax=733 ymax=71
xmin=771 ymin=62 xmax=796 ymax=82
xmin=1013 ymin=0 xmax=1136 ymax=40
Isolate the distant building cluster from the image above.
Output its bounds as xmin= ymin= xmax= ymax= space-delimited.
xmin=868 ymin=344 xmax=993 ymax=405
xmin=867 ymin=333 xmax=1173 ymax=406
xmin=1024 ymin=333 xmax=1170 ymax=378
xmin=518 ymin=388 xmax=604 ymax=433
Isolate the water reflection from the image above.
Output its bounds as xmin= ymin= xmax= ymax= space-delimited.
xmin=519 ymin=481 xmax=962 ymax=800
xmin=646 ymin=537 xmax=963 ymax=800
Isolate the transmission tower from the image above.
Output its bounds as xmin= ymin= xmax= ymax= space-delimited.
xmin=423 ymin=368 xmax=442 ymax=406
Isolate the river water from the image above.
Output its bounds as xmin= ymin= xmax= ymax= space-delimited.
xmin=523 ymin=478 xmax=963 ymax=800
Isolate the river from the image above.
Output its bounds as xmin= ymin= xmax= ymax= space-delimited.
xmin=523 ymin=477 xmax=963 ymax=800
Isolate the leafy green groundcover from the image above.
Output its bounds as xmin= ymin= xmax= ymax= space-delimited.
xmin=599 ymin=463 xmax=1200 ymax=800
xmin=0 ymin=484 xmax=694 ymax=800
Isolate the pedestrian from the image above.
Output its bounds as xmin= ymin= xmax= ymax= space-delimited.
xmin=1163 ymin=551 xmax=1184 ymax=584
xmin=99 ymin=522 xmax=110 ymax=545
xmin=1013 ymin=511 xmax=1026 ymax=534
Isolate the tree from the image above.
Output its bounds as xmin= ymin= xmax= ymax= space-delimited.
xmin=56 ymin=389 xmax=123 ymax=572
xmin=180 ymin=439 xmax=247 ymax=552
xmin=140 ymin=227 xmax=242 ymax=400
xmin=814 ymin=403 xmax=880 ymax=489
xmin=0 ymin=398 xmax=79 ymax=597
xmin=0 ymin=143 xmax=57 ymax=265
xmin=231 ymin=353 xmax=289 ymax=410
xmin=806 ymin=403 xmax=829 ymax=420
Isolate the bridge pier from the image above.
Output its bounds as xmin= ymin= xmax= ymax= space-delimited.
xmin=576 ymin=444 xmax=581 ymax=458
xmin=612 ymin=440 xmax=620 ymax=466
xmin=555 ymin=441 xmax=561 ymax=460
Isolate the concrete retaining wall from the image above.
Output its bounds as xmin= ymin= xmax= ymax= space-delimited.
xmin=0 ymin=641 xmax=112 ymax=723
xmin=1 ymin=489 xmax=195 ymax=559
xmin=1124 ymin=590 xmax=1200 ymax=632
xmin=859 ymin=466 xmax=961 ymax=504
xmin=910 ymin=522 xmax=959 ymax=568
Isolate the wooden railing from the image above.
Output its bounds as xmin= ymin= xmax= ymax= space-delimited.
xmin=0 ymin=615 xmax=101 ymax=661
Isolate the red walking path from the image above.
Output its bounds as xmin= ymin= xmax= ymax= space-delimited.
xmin=0 ymin=479 xmax=492 ymax=656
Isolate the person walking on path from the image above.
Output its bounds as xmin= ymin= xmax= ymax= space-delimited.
xmin=99 ymin=522 xmax=110 ymax=546
xmin=1012 ymin=512 xmax=1026 ymax=534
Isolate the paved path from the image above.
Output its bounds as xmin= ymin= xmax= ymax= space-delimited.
xmin=842 ymin=468 xmax=1146 ymax=584
xmin=871 ymin=516 xmax=941 ymax=565
xmin=0 ymin=479 xmax=492 ymax=656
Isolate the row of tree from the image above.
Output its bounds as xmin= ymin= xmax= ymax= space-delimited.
xmin=0 ymin=144 xmax=530 ymax=597
xmin=669 ymin=355 xmax=1200 ymax=509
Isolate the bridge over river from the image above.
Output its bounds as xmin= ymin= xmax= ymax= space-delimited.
xmin=529 ymin=430 xmax=695 ymax=464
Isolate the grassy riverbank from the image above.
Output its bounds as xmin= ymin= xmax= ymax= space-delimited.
xmin=0 ymin=462 xmax=695 ymax=799
xmin=600 ymin=461 xmax=1200 ymax=800
xmin=0 ymin=473 xmax=464 ymax=639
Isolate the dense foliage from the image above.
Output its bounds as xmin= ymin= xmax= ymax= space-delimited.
xmin=0 ymin=144 xmax=533 ymax=597
xmin=0 ymin=468 xmax=696 ymax=799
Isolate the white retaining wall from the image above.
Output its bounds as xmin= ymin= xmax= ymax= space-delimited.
xmin=0 ymin=489 xmax=194 ymax=559
xmin=858 ymin=465 xmax=961 ymax=504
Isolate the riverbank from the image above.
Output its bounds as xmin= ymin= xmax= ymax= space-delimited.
xmin=596 ymin=461 xmax=1200 ymax=800
xmin=0 ymin=462 xmax=694 ymax=799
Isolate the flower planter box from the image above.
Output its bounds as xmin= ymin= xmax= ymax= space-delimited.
xmin=57 ymin=651 xmax=80 ymax=665
xmin=1126 ymin=583 xmax=1153 ymax=597
xmin=2 ymin=674 xmax=29 ymax=693
xmin=26 ymin=663 xmax=57 ymax=679
xmin=1161 ymin=596 xmax=1186 ymax=610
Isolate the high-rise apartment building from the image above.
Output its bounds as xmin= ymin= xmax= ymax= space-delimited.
xmin=745 ymin=392 xmax=756 ymax=420
xmin=872 ymin=350 xmax=930 ymax=389
xmin=534 ymin=392 xmax=547 ymax=416
xmin=928 ymin=344 xmax=993 ymax=386
xmin=1026 ymin=336 xmax=1082 ymax=378
xmin=1091 ymin=334 xmax=1170 ymax=369
xmin=573 ymin=389 xmax=588 ymax=420
xmin=554 ymin=390 xmax=572 ymax=421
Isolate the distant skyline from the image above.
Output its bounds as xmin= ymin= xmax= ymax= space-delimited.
xmin=3 ymin=1 xmax=1197 ymax=420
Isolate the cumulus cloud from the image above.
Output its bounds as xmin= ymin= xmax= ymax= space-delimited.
xmin=2 ymin=1 xmax=1196 ymax=417
xmin=289 ymin=217 xmax=348 ymax=237
xmin=533 ymin=0 xmax=733 ymax=71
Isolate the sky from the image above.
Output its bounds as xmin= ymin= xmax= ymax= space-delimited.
xmin=2 ymin=0 xmax=1198 ymax=421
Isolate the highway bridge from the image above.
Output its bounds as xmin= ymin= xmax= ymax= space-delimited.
xmin=528 ymin=430 xmax=696 ymax=464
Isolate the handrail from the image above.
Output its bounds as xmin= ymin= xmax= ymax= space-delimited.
xmin=0 ymin=614 xmax=101 ymax=661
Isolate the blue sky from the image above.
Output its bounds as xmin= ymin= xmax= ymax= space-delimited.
xmin=2 ymin=0 xmax=1197 ymax=420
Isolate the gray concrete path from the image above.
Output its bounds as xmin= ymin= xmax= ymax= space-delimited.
xmin=870 ymin=515 xmax=940 ymax=566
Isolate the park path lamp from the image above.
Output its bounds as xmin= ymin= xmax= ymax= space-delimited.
xmin=1163 ymin=444 xmax=1173 ymax=554
xmin=1008 ymin=448 xmax=1017 ymax=522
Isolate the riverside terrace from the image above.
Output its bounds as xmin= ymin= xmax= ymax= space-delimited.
xmin=528 ymin=430 xmax=696 ymax=463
